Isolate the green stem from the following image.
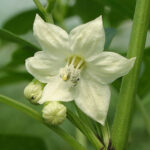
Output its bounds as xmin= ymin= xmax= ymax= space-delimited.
xmin=100 ymin=121 xmax=110 ymax=149
xmin=33 ymin=0 xmax=53 ymax=23
xmin=76 ymin=129 xmax=87 ymax=148
xmin=112 ymin=0 xmax=150 ymax=150
xmin=136 ymin=96 xmax=150 ymax=135
xmin=0 ymin=94 xmax=42 ymax=122
xmin=75 ymin=104 xmax=97 ymax=135
xmin=46 ymin=0 xmax=56 ymax=13
xmin=67 ymin=109 xmax=104 ymax=150
xmin=0 ymin=94 xmax=86 ymax=150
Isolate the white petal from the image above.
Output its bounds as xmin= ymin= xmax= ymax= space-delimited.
xmin=26 ymin=51 xmax=65 ymax=83
xmin=87 ymin=52 xmax=136 ymax=84
xmin=34 ymin=14 xmax=71 ymax=57
xmin=38 ymin=76 xmax=73 ymax=104
xmin=69 ymin=16 xmax=105 ymax=59
xmin=73 ymin=75 xmax=110 ymax=125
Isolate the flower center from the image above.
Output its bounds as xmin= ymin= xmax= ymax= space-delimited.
xmin=59 ymin=56 xmax=85 ymax=86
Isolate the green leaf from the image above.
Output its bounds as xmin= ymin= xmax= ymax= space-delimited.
xmin=104 ymin=0 xmax=135 ymax=26
xmin=104 ymin=28 xmax=116 ymax=49
xmin=67 ymin=0 xmax=136 ymax=27
xmin=128 ymin=98 xmax=150 ymax=150
xmin=2 ymin=9 xmax=37 ymax=35
xmin=0 ymin=72 xmax=31 ymax=86
xmin=136 ymin=97 xmax=150 ymax=135
xmin=0 ymin=134 xmax=47 ymax=150
xmin=0 ymin=46 xmax=37 ymax=86
xmin=3 ymin=46 xmax=36 ymax=69
xmin=138 ymin=47 xmax=150 ymax=97
xmin=0 ymin=29 xmax=40 ymax=51
xmin=70 ymin=0 xmax=104 ymax=22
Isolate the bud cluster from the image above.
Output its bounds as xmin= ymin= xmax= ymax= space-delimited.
xmin=24 ymin=80 xmax=67 ymax=125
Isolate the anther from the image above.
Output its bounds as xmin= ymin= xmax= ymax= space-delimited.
xmin=59 ymin=56 xmax=85 ymax=86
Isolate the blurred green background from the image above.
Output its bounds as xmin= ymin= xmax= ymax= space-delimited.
xmin=0 ymin=0 xmax=150 ymax=150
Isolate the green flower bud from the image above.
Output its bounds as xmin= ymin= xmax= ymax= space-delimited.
xmin=24 ymin=79 xmax=45 ymax=104
xmin=42 ymin=102 xmax=67 ymax=125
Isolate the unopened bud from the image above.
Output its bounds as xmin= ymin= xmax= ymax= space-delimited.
xmin=24 ymin=79 xmax=45 ymax=104
xmin=42 ymin=102 xmax=67 ymax=125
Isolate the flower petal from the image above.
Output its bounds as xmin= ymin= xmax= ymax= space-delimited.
xmin=34 ymin=14 xmax=71 ymax=57
xmin=38 ymin=76 xmax=73 ymax=104
xmin=26 ymin=51 xmax=65 ymax=83
xmin=69 ymin=16 xmax=105 ymax=59
xmin=87 ymin=52 xmax=136 ymax=84
xmin=73 ymin=74 xmax=110 ymax=125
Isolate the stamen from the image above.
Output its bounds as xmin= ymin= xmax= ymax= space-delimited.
xmin=59 ymin=55 xmax=85 ymax=86
xmin=71 ymin=56 xmax=76 ymax=66
xmin=76 ymin=59 xmax=84 ymax=70
xmin=62 ymin=74 xmax=68 ymax=81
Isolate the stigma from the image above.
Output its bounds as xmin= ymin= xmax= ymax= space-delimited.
xmin=59 ymin=56 xmax=85 ymax=86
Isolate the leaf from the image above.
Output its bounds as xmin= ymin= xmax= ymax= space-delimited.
xmin=0 ymin=134 xmax=47 ymax=150
xmin=0 ymin=72 xmax=32 ymax=86
xmin=104 ymin=28 xmax=116 ymax=49
xmin=2 ymin=9 xmax=37 ymax=35
xmin=138 ymin=47 xmax=150 ymax=97
xmin=104 ymin=0 xmax=135 ymax=26
xmin=136 ymin=97 xmax=150 ymax=136
xmin=3 ymin=46 xmax=36 ymax=69
xmin=0 ymin=29 xmax=40 ymax=51
xmin=128 ymin=105 xmax=150 ymax=150
xmin=0 ymin=46 xmax=37 ymax=86
xmin=70 ymin=0 xmax=104 ymax=22
xmin=68 ymin=0 xmax=136 ymax=27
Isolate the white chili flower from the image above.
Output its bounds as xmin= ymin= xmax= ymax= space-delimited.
xmin=25 ymin=14 xmax=135 ymax=125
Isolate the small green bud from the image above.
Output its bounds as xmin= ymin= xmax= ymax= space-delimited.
xmin=42 ymin=102 xmax=67 ymax=125
xmin=24 ymin=79 xmax=45 ymax=104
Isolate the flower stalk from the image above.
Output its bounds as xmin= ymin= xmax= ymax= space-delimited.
xmin=0 ymin=94 xmax=87 ymax=150
xmin=46 ymin=0 xmax=56 ymax=13
xmin=67 ymin=109 xmax=104 ymax=150
xmin=33 ymin=0 xmax=53 ymax=23
xmin=112 ymin=0 xmax=150 ymax=149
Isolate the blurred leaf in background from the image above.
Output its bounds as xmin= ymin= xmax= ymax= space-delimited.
xmin=0 ymin=134 xmax=47 ymax=150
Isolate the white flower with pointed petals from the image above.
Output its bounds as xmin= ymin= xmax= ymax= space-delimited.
xmin=26 ymin=14 xmax=136 ymax=125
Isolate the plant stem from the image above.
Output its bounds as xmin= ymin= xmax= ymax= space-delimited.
xmin=76 ymin=129 xmax=87 ymax=149
xmin=33 ymin=0 xmax=53 ymax=23
xmin=67 ymin=109 xmax=104 ymax=150
xmin=0 ymin=94 xmax=43 ymax=122
xmin=0 ymin=94 xmax=87 ymax=150
xmin=46 ymin=0 xmax=56 ymax=13
xmin=100 ymin=121 xmax=110 ymax=149
xmin=112 ymin=0 xmax=150 ymax=150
